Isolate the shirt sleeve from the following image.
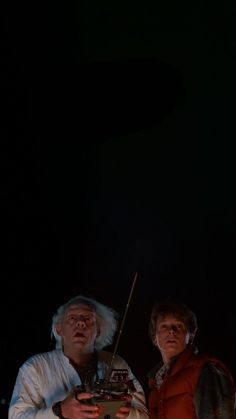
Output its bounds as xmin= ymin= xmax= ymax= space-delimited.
xmin=8 ymin=363 xmax=56 ymax=419
xmin=194 ymin=362 xmax=235 ymax=419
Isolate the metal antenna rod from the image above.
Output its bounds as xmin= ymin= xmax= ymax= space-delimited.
xmin=106 ymin=272 xmax=138 ymax=381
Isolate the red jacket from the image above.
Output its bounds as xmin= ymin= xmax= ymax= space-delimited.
xmin=148 ymin=345 xmax=235 ymax=419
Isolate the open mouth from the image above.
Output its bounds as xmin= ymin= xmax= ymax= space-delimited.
xmin=74 ymin=332 xmax=86 ymax=338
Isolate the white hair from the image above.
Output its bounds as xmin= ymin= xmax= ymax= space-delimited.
xmin=51 ymin=295 xmax=119 ymax=350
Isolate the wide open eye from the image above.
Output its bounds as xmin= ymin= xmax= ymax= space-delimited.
xmin=175 ymin=323 xmax=186 ymax=332
xmin=157 ymin=322 xmax=186 ymax=333
xmin=83 ymin=316 xmax=96 ymax=326
xmin=67 ymin=315 xmax=77 ymax=325
xmin=66 ymin=314 xmax=96 ymax=327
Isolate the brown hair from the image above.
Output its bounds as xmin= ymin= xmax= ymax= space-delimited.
xmin=149 ymin=299 xmax=198 ymax=345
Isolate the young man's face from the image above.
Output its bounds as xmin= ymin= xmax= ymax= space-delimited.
xmin=56 ymin=304 xmax=99 ymax=354
xmin=155 ymin=315 xmax=191 ymax=363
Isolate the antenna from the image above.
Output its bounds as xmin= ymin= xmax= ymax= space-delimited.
xmin=106 ymin=272 xmax=138 ymax=381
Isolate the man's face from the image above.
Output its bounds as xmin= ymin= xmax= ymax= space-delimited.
xmin=155 ymin=315 xmax=191 ymax=363
xmin=56 ymin=304 xmax=99 ymax=353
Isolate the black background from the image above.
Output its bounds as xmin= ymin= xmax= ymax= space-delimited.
xmin=2 ymin=0 xmax=236 ymax=416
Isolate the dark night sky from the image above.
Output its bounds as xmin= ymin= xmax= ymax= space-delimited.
xmin=2 ymin=0 xmax=236 ymax=415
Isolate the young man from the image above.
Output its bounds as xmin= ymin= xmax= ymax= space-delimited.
xmin=148 ymin=299 xmax=235 ymax=419
xmin=9 ymin=295 xmax=148 ymax=419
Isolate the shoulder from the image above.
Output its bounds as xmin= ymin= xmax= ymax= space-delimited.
xmin=195 ymin=353 xmax=232 ymax=375
xmin=197 ymin=356 xmax=235 ymax=392
xmin=20 ymin=350 xmax=59 ymax=371
xmin=201 ymin=359 xmax=234 ymax=380
xmin=185 ymin=350 xmax=227 ymax=371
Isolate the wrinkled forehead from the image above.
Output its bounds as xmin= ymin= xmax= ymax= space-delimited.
xmin=156 ymin=314 xmax=186 ymax=325
xmin=64 ymin=303 xmax=96 ymax=316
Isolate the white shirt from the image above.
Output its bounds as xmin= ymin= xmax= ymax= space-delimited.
xmin=9 ymin=349 xmax=148 ymax=419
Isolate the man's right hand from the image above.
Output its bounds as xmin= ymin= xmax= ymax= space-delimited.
xmin=60 ymin=390 xmax=99 ymax=419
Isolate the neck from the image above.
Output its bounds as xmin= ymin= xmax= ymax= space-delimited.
xmin=63 ymin=347 xmax=95 ymax=367
xmin=163 ymin=347 xmax=187 ymax=365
